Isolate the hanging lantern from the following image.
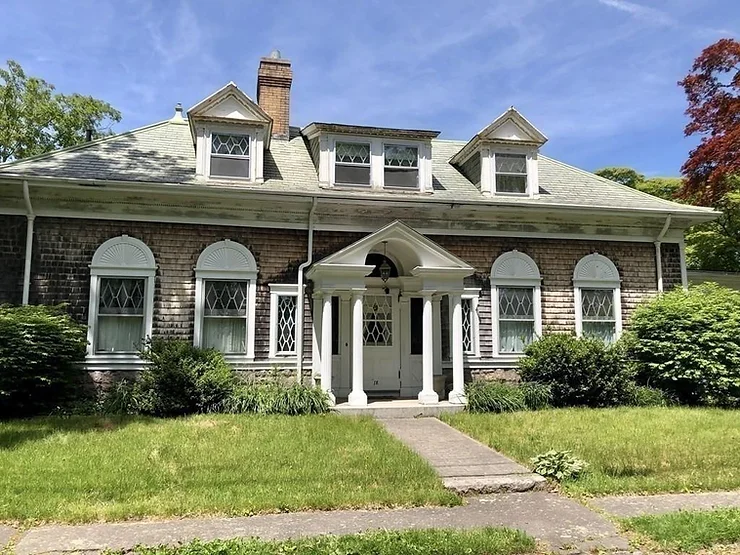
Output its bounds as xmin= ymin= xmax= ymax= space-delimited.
xmin=380 ymin=241 xmax=391 ymax=283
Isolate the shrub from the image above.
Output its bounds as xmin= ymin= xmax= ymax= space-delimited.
xmin=530 ymin=450 xmax=588 ymax=481
xmin=518 ymin=334 xmax=634 ymax=407
xmin=465 ymin=381 xmax=551 ymax=413
xmin=0 ymin=304 xmax=87 ymax=418
xmin=629 ymin=283 xmax=740 ymax=407
xmin=135 ymin=338 xmax=239 ymax=417
xmin=222 ymin=382 xmax=330 ymax=415
xmin=627 ymin=384 xmax=674 ymax=407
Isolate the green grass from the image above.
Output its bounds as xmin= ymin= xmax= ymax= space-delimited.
xmin=126 ymin=528 xmax=536 ymax=555
xmin=0 ymin=414 xmax=459 ymax=524
xmin=443 ymin=407 xmax=740 ymax=496
xmin=622 ymin=508 xmax=740 ymax=552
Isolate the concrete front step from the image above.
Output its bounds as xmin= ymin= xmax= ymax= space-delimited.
xmin=444 ymin=474 xmax=549 ymax=494
xmin=334 ymin=400 xmax=465 ymax=418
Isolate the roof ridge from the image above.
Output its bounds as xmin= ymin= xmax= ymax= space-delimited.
xmin=0 ymin=120 xmax=173 ymax=169
xmin=538 ymin=154 xmax=713 ymax=213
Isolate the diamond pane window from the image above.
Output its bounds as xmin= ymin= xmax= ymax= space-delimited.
xmin=202 ymin=280 xmax=248 ymax=354
xmin=210 ymin=134 xmax=250 ymax=179
xmin=581 ymin=289 xmax=616 ymax=343
xmin=276 ymin=295 xmax=297 ymax=353
xmin=461 ymin=298 xmax=474 ymax=353
xmin=96 ymin=277 xmax=146 ymax=353
xmin=498 ymin=287 xmax=535 ymax=353
xmin=363 ymin=294 xmax=393 ymax=346
xmin=99 ymin=278 xmax=145 ymax=315
xmin=495 ymin=153 xmax=527 ymax=194
xmin=384 ymin=145 xmax=419 ymax=188
xmin=335 ymin=142 xmax=371 ymax=185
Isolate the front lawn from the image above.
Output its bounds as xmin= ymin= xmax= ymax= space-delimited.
xmin=0 ymin=414 xmax=459 ymax=524
xmin=126 ymin=528 xmax=536 ymax=555
xmin=443 ymin=407 xmax=740 ymax=496
xmin=622 ymin=508 xmax=740 ymax=553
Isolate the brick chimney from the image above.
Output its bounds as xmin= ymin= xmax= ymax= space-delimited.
xmin=257 ymin=50 xmax=293 ymax=139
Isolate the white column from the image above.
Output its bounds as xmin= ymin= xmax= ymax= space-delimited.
xmin=320 ymin=292 xmax=335 ymax=404
xmin=432 ymin=296 xmax=442 ymax=375
xmin=348 ymin=290 xmax=367 ymax=406
xmin=418 ymin=292 xmax=439 ymax=404
xmin=311 ymin=294 xmax=322 ymax=382
xmin=449 ymin=292 xmax=466 ymax=404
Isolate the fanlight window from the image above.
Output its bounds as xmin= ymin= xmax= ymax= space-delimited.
xmin=335 ymin=142 xmax=371 ymax=185
xmin=495 ymin=153 xmax=527 ymax=194
xmin=384 ymin=144 xmax=419 ymax=188
xmin=210 ymin=133 xmax=251 ymax=179
xmin=573 ymin=254 xmax=622 ymax=343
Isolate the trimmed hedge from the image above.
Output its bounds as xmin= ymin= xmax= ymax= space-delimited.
xmin=0 ymin=304 xmax=87 ymax=418
xmin=629 ymin=283 xmax=740 ymax=407
xmin=518 ymin=333 xmax=634 ymax=407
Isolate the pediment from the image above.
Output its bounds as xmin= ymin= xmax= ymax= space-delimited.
xmin=479 ymin=107 xmax=548 ymax=145
xmin=188 ymin=82 xmax=272 ymax=125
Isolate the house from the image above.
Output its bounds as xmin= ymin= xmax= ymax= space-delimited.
xmin=0 ymin=52 xmax=717 ymax=406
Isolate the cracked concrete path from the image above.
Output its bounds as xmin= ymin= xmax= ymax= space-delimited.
xmin=591 ymin=490 xmax=740 ymax=518
xmin=379 ymin=417 xmax=547 ymax=494
xmin=13 ymin=493 xmax=630 ymax=555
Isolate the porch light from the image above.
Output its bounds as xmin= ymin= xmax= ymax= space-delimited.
xmin=380 ymin=241 xmax=391 ymax=283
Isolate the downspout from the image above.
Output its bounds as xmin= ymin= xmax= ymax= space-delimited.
xmin=654 ymin=214 xmax=672 ymax=293
xmin=295 ymin=197 xmax=318 ymax=383
xmin=22 ymin=180 xmax=35 ymax=305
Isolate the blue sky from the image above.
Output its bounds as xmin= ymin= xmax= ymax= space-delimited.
xmin=2 ymin=0 xmax=738 ymax=176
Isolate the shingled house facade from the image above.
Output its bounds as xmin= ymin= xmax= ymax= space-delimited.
xmin=0 ymin=53 xmax=716 ymax=406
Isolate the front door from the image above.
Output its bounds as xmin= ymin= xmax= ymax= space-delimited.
xmin=363 ymin=293 xmax=400 ymax=392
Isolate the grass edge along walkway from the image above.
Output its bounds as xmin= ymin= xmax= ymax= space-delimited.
xmin=621 ymin=508 xmax=740 ymax=553
xmin=117 ymin=528 xmax=537 ymax=555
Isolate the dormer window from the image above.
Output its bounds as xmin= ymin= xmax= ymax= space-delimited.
xmin=384 ymin=145 xmax=419 ymax=188
xmin=210 ymin=133 xmax=251 ymax=179
xmin=494 ymin=153 xmax=527 ymax=194
xmin=335 ymin=142 xmax=371 ymax=186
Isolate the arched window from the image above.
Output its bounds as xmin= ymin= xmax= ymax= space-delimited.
xmin=491 ymin=251 xmax=542 ymax=355
xmin=573 ymin=253 xmax=622 ymax=343
xmin=87 ymin=235 xmax=156 ymax=355
xmin=194 ymin=240 xmax=258 ymax=358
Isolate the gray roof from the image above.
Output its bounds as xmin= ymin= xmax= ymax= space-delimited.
xmin=0 ymin=119 xmax=714 ymax=215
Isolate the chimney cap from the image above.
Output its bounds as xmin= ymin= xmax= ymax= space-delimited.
xmin=169 ymin=102 xmax=187 ymax=125
xmin=269 ymin=49 xmax=282 ymax=59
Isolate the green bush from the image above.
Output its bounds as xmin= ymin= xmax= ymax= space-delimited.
xmin=222 ymin=382 xmax=331 ymax=415
xmin=518 ymin=334 xmax=634 ymax=407
xmin=134 ymin=338 xmax=239 ymax=417
xmin=530 ymin=450 xmax=588 ymax=481
xmin=627 ymin=384 xmax=674 ymax=407
xmin=465 ymin=381 xmax=551 ymax=413
xmin=629 ymin=283 xmax=740 ymax=407
xmin=0 ymin=304 xmax=87 ymax=418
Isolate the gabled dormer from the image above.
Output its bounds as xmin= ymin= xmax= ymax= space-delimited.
xmin=451 ymin=107 xmax=548 ymax=198
xmin=301 ymin=123 xmax=439 ymax=193
xmin=188 ymin=82 xmax=273 ymax=182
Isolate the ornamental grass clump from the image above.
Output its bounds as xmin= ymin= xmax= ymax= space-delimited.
xmin=465 ymin=381 xmax=551 ymax=413
xmin=222 ymin=382 xmax=331 ymax=415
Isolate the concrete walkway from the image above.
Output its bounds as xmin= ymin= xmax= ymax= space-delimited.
xmin=12 ymin=493 xmax=630 ymax=555
xmin=380 ymin=417 xmax=547 ymax=494
xmin=591 ymin=490 xmax=740 ymax=518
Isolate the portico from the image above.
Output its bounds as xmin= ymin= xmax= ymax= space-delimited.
xmin=306 ymin=221 xmax=474 ymax=406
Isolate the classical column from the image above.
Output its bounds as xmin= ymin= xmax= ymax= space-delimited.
xmin=449 ymin=292 xmax=466 ymax=404
xmin=311 ymin=293 xmax=322 ymax=382
xmin=348 ymin=290 xmax=367 ymax=406
xmin=418 ymin=292 xmax=439 ymax=404
xmin=432 ymin=295 xmax=442 ymax=376
xmin=320 ymin=292 xmax=335 ymax=404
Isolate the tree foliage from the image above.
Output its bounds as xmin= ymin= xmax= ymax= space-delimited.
xmin=595 ymin=167 xmax=645 ymax=188
xmin=0 ymin=60 xmax=121 ymax=163
xmin=678 ymin=38 xmax=740 ymax=205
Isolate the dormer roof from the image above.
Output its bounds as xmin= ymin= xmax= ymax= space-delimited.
xmin=301 ymin=122 xmax=440 ymax=141
xmin=187 ymin=82 xmax=273 ymax=146
xmin=450 ymin=107 xmax=548 ymax=165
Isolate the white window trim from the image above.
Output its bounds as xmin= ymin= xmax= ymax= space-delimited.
xmin=196 ymin=123 xmax=265 ymax=183
xmin=573 ymin=253 xmax=622 ymax=341
xmin=481 ymin=145 xmax=539 ymax=198
xmin=194 ymin=240 xmax=258 ymax=360
xmin=490 ymin=250 xmax=542 ymax=356
xmin=86 ymin=235 xmax=156 ymax=359
xmin=269 ymin=284 xmax=299 ymax=357
xmin=382 ymin=139 xmax=421 ymax=192
xmin=326 ymin=134 xmax=432 ymax=192
xmin=461 ymin=288 xmax=481 ymax=357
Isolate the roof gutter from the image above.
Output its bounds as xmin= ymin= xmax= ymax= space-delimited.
xmin=295 ymin=197 xmax=318 ymax=383
xmin=654 ymin=214 xmax=672 ymax=293
xmin=22 ymin=180 xmax=35 ymax=305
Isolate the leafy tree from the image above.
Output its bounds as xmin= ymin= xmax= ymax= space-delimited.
xmin=678 ymin=38 xmax=740 ymax=205
xmin=0 ymin=60 xmax=121 ymax=163
xmin=637 ymin=177 xmax=682 ymax=201
xmin=595 ymin=166 xmax=645 ymax=188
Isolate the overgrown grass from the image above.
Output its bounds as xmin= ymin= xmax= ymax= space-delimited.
xmin=126 ymin=528 xmax=536 ymax=555
xmin=443 ymin=407 xmax=740 ymax=496
xmin=622 ymin=508 xmax=740 ymax=552
xmin=0 ymin=414 xmax=459 ymax=524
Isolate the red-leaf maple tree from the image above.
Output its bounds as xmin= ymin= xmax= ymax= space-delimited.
xmin=678 ymin=38 xmax=740 ymax=205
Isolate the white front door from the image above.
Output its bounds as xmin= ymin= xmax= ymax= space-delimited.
xmin=363 ymin=293 xmax=400 ymax=392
